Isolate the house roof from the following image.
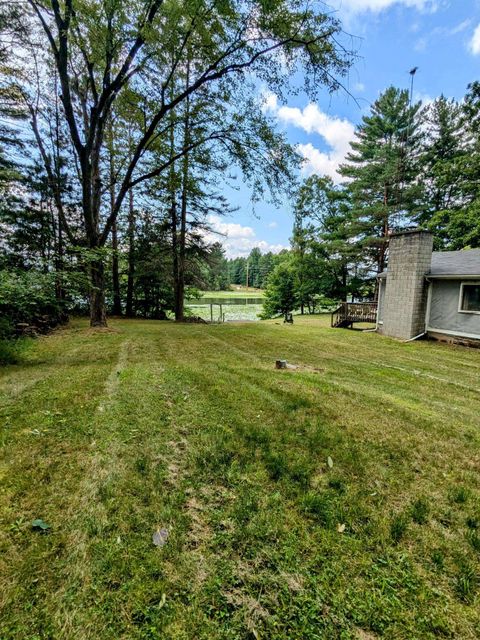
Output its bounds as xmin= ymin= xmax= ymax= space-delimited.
xmin=379 ymin=249 xmax=480 ymax=279
xmin=430 ymin=250 xmax=480 ymax=277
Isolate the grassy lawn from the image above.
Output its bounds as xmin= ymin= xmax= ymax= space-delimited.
xmin=1 ymin=316 xmax=479 ymax=639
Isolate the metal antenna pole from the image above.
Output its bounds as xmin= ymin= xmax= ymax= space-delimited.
xmin=409 ymin=66 xmax=418 ymax=107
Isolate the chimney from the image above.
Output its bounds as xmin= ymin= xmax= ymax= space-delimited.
xmin=380 ymin=230 xmax=433 ymax=340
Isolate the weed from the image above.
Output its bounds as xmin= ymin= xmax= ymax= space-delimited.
xmin=466 ymin=529 xmax=480 ymax=553
xmin=411 ymin=497 xmax=430 ymax=525
xmin=302 ymin=491 xmax=337 ymax=527
xmin=431 ymin=548 xmax=445 ymax=570
xmin=449 ymin=486 xmax=470 ymax=505
xmin=328 ymin=477 xmax=346 ymax=494
xmin=455 ymin=560 xmax=478 ymax=603
xmin=390 ymin=513 xmax=409 ymax=544
xmin=264 ymin=451 xmax=287 ymax=481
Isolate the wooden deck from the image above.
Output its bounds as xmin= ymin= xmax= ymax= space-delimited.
xmin=331 ymin=302 xmax=378 ymax=328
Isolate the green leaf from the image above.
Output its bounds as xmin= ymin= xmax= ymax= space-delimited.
xmin=32 ymin=519 xmax=50 ymax=531
xmin=327 ymin=456 xmax=334 ymax=468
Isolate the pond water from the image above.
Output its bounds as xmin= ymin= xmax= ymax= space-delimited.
xmin=197 ymin=297 xmax=264 ymax=306
xmin=185 ymin=297 xmax=264 ymax=321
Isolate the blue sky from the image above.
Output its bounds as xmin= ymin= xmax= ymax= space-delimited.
xmin=215 ymin=0 xmax=480 ymax=258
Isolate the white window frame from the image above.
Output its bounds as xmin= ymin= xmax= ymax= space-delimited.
xmin=458 ymin=281 xmax=480 ymax=315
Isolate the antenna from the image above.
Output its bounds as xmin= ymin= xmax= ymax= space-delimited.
xmin=397 ymin=67 xmax=419 ymax=228
xmin=409 ymin=67 xmax=419 ymax=106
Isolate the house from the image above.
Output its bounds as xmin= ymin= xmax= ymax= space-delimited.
xmin=377 ymin=230 xmax=480 ymax=344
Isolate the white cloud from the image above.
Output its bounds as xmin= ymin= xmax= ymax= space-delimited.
xmin=267 ymin=221 xmax=278 ymax=228
xmin=264 ymin=95 xmax=355 ymax=183
xmin=450 ymin=19 xmax=472 ymax=36
xmin=262 ymin=92 xmax=278 ymax=112
xmin=414 ymin=37 xmax=427 ymax=52
xmin=415 ymin=19 xmax=472 ymax=52
xmin=331 ymin=0 xmax=438 ymax=14
xmin=413 ymin=90 xmax=435 ymax=106
xmin=354 ymin=82 xmax=365 ymax=92
xmin=295 ymin=143 xmax=343 ymax=181
xmin=205 ymin=215 xmax=287 ymax=258
xmin=469 ymin=23 xmax=480 ymax=55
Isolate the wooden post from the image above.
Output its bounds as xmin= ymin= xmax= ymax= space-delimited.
xmin=220 ymin=303 xmax=223 ymax=322
xmin=210 ymin=304 xmax=213 ymax=323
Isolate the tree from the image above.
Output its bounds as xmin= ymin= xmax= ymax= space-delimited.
xmin=340 ymin=87 xmax=423 ymax=278
xmin=261 ymin=257 xmax=298 ymax=320
xmin=202 ymin=243 xmax=230 ymax=291
xmin=12 ymin=0 xmax=352 ymax=326
xmin=420 ymin=85 xmax=480 ymax=249
xmin=419 ymin=97 xmax=464 ymax=218
xmin=292 ymin=175 xmax=367 ymax=305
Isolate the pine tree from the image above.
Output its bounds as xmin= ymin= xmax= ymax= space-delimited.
xmin=340 ymin=87 xmax=423 ymax=276
xmin=417 ymin=96 xmax=467 ymax=247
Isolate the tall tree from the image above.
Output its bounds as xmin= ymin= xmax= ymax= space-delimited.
xmin=292 ymin=175 xmax=363 ymax=304
xmin=423 ymin=84 xmax=480 ymax=249
xmin=340 ymin=87 xmax=423 ymax=277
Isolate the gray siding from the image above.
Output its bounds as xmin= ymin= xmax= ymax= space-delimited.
xmin=428 ymin=280 xmax=480 ymax=338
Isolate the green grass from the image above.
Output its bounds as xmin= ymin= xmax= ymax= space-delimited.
xmin=1 ymin=315 xmax=479 ymax=639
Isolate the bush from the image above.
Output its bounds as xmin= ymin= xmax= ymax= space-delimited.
xmin=0 ymin=338 xmax=20 ymax=365
xmin=0 ymin=269 xmax=65 ymax=332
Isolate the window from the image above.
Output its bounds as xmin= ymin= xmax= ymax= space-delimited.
xmin=459 ymin=283 xmax=480 ymax=313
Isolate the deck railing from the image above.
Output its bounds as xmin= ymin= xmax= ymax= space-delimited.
xmin=331 ymin=302 xmax=378 ymax=328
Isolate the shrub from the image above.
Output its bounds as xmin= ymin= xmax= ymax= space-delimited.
xmin=0 ymin=269 xmax=65 ymax=332
xmin=0 ymin=338 xmax=20 ymax=365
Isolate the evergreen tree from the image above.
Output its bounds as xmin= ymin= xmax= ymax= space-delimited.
xmin=340 ymin=87 xmax=423 ymax=276
xmin=426 ymin=84 xmax=480 ymax=249
xmin=261 ymin=256 xmax=298 ymax=320
xmin=417 ymin=96 xmax=468 ymax=248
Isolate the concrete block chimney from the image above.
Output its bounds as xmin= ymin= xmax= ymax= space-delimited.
xmin=380 ymin=230 xmax=433 ymax=340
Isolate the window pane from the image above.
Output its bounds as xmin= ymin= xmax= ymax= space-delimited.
xmin=462 ymin=285 xmax=480 ymax=312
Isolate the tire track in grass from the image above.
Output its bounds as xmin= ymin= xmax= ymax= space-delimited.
xmin=97 ymin=339 xmax=131 ymax=413
xmin=50 ymin=338 xmax=135 ymax=637
xmin=48 ymin=331 xmax=198 ymax=638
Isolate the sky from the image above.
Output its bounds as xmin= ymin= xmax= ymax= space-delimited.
xmin=213 ymin=0 xmax=480 ymax=258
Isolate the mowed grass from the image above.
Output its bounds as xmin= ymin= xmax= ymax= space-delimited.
xmin=0 ymin=316 xmax=479 ymax=639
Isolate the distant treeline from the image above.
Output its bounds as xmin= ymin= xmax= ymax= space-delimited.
xmin=224 ymin=248 xmax=286 ymax=290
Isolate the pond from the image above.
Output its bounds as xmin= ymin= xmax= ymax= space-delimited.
xmin=185 ymin=297 xmax=264 ymax=322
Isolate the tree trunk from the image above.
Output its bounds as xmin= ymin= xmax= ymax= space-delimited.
xmin=171 ymin=191 xmax=179 ymax=319
xmin=108 ymin=123 xmax=122 ymax=316
xmin=55 ymin=207 xmax=64 ymax=302
xmin=90 ymin=259 xmax=107 ymax=326
xmin=175 ymin=60 xmax=191 ymax=322
xmin=126 ymin=188 xmax=136 ymax=317
xmin=111 ymin=218 xmax=122 ymax=315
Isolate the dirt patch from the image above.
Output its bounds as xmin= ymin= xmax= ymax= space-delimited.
xmin=355 ymin=629 xmax=378 ymax=640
